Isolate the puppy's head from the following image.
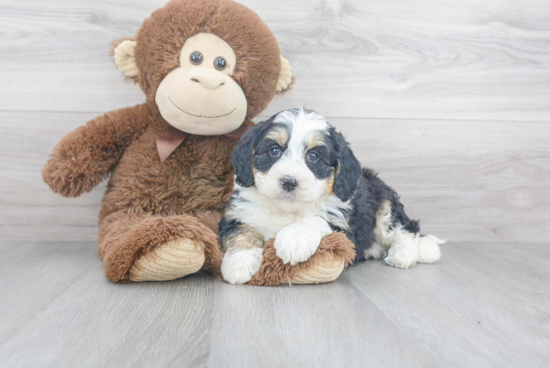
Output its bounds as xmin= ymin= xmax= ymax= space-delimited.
xmin=231 ymin=107 xmax=362 ymax=203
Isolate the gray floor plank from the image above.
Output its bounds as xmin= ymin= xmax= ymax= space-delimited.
xmin=209 ymin=278 xmax=439 ymax=368
xmin=344 ymin=242 xmax=550 ymax=368
xmin=1 ymin=241 xmax=549 ymax=368
xmin=0 ymin=241 xmax=98 ymax=345
xmin=0 ymin=266 xmax=216 ymax=368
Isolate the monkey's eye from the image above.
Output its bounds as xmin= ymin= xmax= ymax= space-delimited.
xmin=190 ymin=52 xmax=203 ymax=65
xmin=270 ymin=146 xmax=282 ymax=157
xmin=214 ymin=57 xmax=227 ymax=70
xmin=307 ymin=151 xmax=319 ymax=162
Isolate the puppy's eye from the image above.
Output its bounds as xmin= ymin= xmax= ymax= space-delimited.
xmin=214 ymin=57 xmax=227 ymax=70
xmin=190 ymin=52 xmax=203 ymax=65
xmin=308 ymin=151 xmax=319 ymax=162
xmin=270 ymin=147 xmax=282 ymax=157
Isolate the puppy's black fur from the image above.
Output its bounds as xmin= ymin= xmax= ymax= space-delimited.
xmin=231 ymin=117 xmax=275 ymax=187
xmin=328 ymin=127 xmax=363 ymax=202
xmin=328 ymin=128 xmax=420 ymax=262
xmin=223 ymin=109 xmax=422 ymax=264
xmin=340 ymin=169 xmax=420 ymax=262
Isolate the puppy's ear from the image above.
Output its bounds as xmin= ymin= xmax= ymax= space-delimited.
xmin=231 ymin=119 xmax=272 ymax=187
xmin=330 ymin=128 xmax=363 ymax=202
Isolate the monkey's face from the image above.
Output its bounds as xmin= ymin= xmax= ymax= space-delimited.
xmin=113 ymin=0 xmax=294 ymax=133
xmin=155 ymin=33 xmax=247 ymax=135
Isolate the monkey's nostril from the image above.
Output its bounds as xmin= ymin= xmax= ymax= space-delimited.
xmin=191 ymin=78 xmax=200 ymax=83
xmin=280 ymin=176 xmax=298 ymax=192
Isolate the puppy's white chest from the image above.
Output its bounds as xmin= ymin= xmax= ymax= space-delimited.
xmin=238 ymin=205 xmax=299 ymax=240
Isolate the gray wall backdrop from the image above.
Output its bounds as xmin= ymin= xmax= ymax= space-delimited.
xmin=1 ymin=0 xmax=549 ymax=243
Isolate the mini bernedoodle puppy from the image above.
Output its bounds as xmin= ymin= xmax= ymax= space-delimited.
xmin=220 ymin=107 xmax=445 ymax=284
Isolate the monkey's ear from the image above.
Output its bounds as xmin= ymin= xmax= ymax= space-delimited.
xmin=276 ymin=55 xmax=294 ymax=94
xmin=111 ymin=38 xmax=139 ymax=83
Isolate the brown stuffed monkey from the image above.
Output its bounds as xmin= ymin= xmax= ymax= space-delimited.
xmin=42 ymin=0 xmax=355 ymax=285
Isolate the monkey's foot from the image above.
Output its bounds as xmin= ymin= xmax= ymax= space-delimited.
xmin=291 ymin=256 xmax=346 ymax=285
xmin=129 ymin=238 xmax=205 ymax=282
xmin=247 ymin=232 xmax=355 ymax=286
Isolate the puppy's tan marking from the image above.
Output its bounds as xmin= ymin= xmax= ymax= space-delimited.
xmin=305 ymin=130 xmax=327 ymax=151
xmin=365 ymin=200 xmax=392 ymax=260
xmin=373 ymin=201 xmax=392 ymax=246
xmin=324 ymin=175 xmax=335 ymax=195
xmin=264 ymin=125 xmax=289 ymax=147
xmin=223 ymin=224 xmax=264 ymax=252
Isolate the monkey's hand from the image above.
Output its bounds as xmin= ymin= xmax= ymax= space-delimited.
xmin=43 ymin=105 xmax=149 ymax=198
xmin=42 ymin=136 xmax=111 ymax=197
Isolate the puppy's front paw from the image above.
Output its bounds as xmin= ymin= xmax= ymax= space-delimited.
xmin=274 ymin=219 xmax=332 ymax=266
xmin=221 ymin=248 xmax=263 ymax=285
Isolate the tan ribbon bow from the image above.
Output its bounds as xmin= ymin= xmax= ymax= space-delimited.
xmin=156 ymin=125 xmax=250 ymax=163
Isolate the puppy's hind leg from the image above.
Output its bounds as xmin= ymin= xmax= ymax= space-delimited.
xmin=384 ymin=231 xmax=446 ymax=268
xmin=375 ymin=201 xmax=421 ymax=269
xmin=376 ymin=192 xmax=446 ymax=268
xmin=383 ymin=227 xmax=420 ymax=269
xmin=417 ymin=234 xmax=446 ymax=264
xmin=366 ymin=201 xmax=393 ymax=260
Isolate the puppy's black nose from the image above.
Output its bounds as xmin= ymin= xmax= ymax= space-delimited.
xmin=281 ymin=176 xmax=298 ymax=192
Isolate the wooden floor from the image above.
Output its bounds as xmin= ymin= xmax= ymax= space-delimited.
xmin=0 ymin=240 xmax=548 ymax=368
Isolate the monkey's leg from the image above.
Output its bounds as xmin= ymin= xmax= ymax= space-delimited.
xmin=98 ymin=211 xmax=222 ymax=283
xmin=247 ymin=232 xmax=356 ymax=286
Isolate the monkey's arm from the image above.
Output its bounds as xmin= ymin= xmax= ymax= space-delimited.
xmin=42 ymin=104 xmax=150 ymax=198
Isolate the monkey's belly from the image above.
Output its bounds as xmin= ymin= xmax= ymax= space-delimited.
xmin=101 ymin=156 xmax=231 ymax=218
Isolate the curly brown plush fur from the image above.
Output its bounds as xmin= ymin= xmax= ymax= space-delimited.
xmin=134 ymin=0 xmax=284 ymax=124
xmin=248 ymin=232 xmax=356 ymax=286
xmin=42 ymin=0 xmax=352 ymax=285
